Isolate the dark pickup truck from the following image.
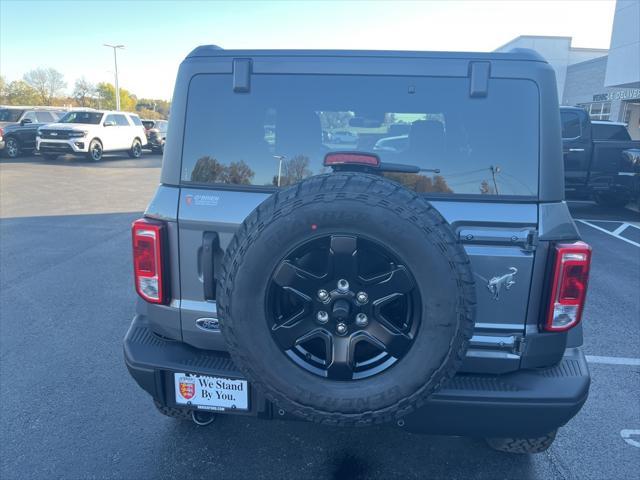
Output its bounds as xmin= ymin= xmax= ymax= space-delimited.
xmin=561 ymin=106 xmax=640 ymax=207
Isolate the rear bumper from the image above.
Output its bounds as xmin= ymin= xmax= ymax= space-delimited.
xmin=145 ymin=137 xmax=163 ymax=149
xmin=124 ymin=315 xmax=590 ymax=437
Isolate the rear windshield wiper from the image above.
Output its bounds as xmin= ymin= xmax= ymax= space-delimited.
xmin=379 ymin=162 xmax=440 ymax=174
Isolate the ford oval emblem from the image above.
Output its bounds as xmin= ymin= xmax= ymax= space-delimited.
xmin=196 ymin=317 xmax=219 ymax=331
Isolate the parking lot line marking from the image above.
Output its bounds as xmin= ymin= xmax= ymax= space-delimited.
xmin=586 ymin=355 xmax=640 ymax=366
xmin=575 ymin=219 xmax=630 ymax=222
xmin=577 ymin=220 xmax=640 ymax=248
xmin=611 ymin=223 xmax=631 ymax=235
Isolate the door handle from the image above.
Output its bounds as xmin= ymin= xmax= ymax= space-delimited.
xmin=202 ymin=232 xmax=219 ymax=301
xmin=568 ymin=148 xmax=585 ymax=152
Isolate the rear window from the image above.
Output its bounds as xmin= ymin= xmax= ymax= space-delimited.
xmin=181 ymin=74 xmax=539 ymax=197
xmin=0 ymin=108 xmax=24 ymax=122
xmin=561 ymin=112 xmax=581 ymax=139
xmin=142 ymin=121 xmax=155 ymax=129
xmin=113 ymin=114 xmax=130 ymax=126
xmin=591 ymin=123 xmax=631 ymax=141
xmin=36 ymin=111 xmax=55 ymax=123
xmin=130 ymin=115 xmax=143 ymax=126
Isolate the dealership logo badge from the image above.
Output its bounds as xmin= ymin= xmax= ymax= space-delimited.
xmin=179 ymin=379 xmax=196 ymax=399
xmin=185 ymin=193 xmax=220 ymax=207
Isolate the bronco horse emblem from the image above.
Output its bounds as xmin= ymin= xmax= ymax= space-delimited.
xmin=485 ymin=267 xmax=518 ymax=300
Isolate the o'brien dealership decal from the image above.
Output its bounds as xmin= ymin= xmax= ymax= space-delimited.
xmin=185 ymin=193 xmax=220 ymax=207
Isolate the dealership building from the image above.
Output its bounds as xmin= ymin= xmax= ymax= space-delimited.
xmin=496 ymin=0 xmax=640 ymax=139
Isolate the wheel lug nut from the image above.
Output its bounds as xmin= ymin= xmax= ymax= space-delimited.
xmin=316 ymin=311 xmax=329 ymax=324
xmin=355 ymin=313 xmax=368 ymax=327
xmin=337 ymin=279 xmax=349 ymax=293
xmin=336 ymin=323 xmax=348 ymax=335
xmin=317 ymin=289 xmax=329 ymax=302
xmin=356 ymin=292 xmax=368 ymax=304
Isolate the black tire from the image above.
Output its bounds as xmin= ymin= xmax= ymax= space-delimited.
xmin=486 ymin=430 xmax=557 ymax=454
xmin=594 ymin=192 xmax=629 ymax=208
xmin=86 ymin=139 xmax=103 ymax=162
xmin=153 ymin=400 xmax=191 ymax=420
xmin=42 ymin=154 xmax=58 ymax=161
xmin=128 ymin=138 xmax=143 ymax=159
xmin=4 ymin=137 xmax=20 ymax=158
xmin=218 ymin=173 xmax=476 ymax=426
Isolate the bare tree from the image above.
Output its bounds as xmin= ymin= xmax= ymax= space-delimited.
xmin=23 ymin=67 xmax=66 ymax=104
xmin=73 ymin=77 xmax=95 ymax=107
xmin=281 ymin=155 xmax=312 ymax=185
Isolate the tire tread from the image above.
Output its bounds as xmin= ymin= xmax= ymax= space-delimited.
xmin=218 ymin=173 xmax=476 ymax=426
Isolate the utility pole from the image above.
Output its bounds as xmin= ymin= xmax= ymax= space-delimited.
xmin=490 ymin=165 xmax=500 ymax=195
xmin=104 ymin=44 xmax=124 ymax=110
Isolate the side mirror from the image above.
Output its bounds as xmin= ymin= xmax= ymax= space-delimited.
xmin=104 ymin=120 xmax=116 ymax=127
xmin=20 ymin=118 xmax=33 ymax=126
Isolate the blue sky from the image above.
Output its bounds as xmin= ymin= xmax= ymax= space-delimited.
xmin=1 ymin=0 xmax=617 ymax=100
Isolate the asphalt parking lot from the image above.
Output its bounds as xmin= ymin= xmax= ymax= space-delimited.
xmin=1 ymin=153 xmax=639 ymax=480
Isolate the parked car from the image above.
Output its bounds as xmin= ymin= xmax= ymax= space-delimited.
xmin=373 ymin=134 xmax=409 ymax=152
xmin=0 ymin=107 xmax=66 ymax=158
xmin=125 ymin=47 xmax=592 ymax=454
xmin=142 ymin=119 xmax=168 ymax=153
xmin=36 ymin=110 xmax=147 ymax=161
xmin=330 ymin=129 xmax=359 ymax=144
xmin=561 ymin=106 xmax=640 ymax=206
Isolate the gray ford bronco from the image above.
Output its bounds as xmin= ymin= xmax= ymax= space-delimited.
xmin=124 ymin=47 xmax=592 ymax=454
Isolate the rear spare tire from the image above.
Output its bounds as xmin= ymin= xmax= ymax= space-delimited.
xmin=218 ymin=173 xmax=476 ymax=426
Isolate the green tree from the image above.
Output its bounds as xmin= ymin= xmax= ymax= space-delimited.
xmin=5 ymin=80 xmax=40 ymax=105
xmin=0 ymin=76 xmax=6 ymax=103
xmin=191 ymin=156 xmax=226 ymax=183
xmin=136 ymin=98 xmax=171 ymax=118
xmin=96 ymin=82 xmax=136 ymax=111
xmin=23 ymin=67 xmax=66 ymax=104
xmin=136 ymin=108 xmax=164 ymax=120
xmin=225 ymin=161 xmax=255 ymax=185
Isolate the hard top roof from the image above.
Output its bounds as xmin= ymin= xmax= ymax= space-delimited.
xmin=186 ymin=45 xmax=546 ymax=63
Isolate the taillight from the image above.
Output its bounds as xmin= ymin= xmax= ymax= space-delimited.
xmin=544 ymin=241 xmax=591 ymax=332
xmin=132 ymin=218 xmax=167 ymax=304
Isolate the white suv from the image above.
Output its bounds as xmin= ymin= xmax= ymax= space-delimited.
xmin=36 ymin=110 xmax=147 ymax=161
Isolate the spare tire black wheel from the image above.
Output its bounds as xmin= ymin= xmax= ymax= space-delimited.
xmin=218 ymin=173 xmax=476 ymax=426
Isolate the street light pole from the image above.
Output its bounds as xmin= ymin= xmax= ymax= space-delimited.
xmin=273 ymin=155 xmax=285 ymax=187
xmin=103 ymin=44 xmax=124 ymax=110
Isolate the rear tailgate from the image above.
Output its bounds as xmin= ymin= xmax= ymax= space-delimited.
xmin=177 ymin=190 xmax=538 ymax=374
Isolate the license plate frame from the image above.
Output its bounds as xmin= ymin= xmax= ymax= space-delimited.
xmin=173 ymin=372 xmax=249 ymax=412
